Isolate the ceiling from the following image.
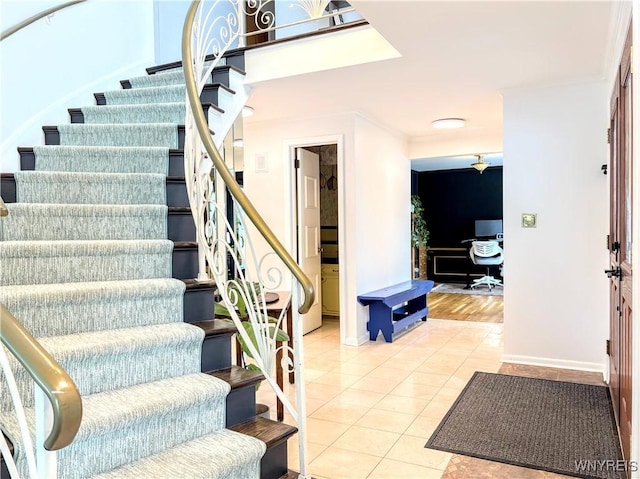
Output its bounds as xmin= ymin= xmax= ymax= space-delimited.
xmin=244 ymin=1 xmax=622 ymax=171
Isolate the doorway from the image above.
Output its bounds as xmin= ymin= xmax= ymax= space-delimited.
xmin=290 ymin=138 xmax=342 ymax=337
xmin=608 ymin=22 xmax=633 ymax=462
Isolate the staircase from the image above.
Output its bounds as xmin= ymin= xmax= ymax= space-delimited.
xmin=0 ymin=53 xmax=297 ymax=478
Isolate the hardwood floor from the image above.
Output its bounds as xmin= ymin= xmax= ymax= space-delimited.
xmin=428 ymin=290 xmax=503 ymax=323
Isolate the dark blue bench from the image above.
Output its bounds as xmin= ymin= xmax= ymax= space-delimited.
xmin=358 ymin=280 xmax=434 ymax=342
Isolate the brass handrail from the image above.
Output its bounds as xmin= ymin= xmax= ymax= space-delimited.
xmin=0 ymin=197 xmax=7 ymax=217
xmin=182 ymin=1 xmax=315 ymax=315
xmin=1 ymin=0 xmax=87 ymax=42
xmin=1 ymin=305 xmax=82 ymax=450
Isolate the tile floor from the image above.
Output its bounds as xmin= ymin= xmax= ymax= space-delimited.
xmin=256 ymin=318 xmax=604 ymax=479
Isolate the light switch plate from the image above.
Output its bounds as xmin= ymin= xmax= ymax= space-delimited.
xmin=522 ymin=213 xmax=537 ymax=228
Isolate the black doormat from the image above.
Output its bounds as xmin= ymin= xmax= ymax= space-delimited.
xmin=425 ymin=372 xmax=625 ymax=479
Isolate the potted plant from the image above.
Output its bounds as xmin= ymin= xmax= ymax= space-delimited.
xmin=411 ymin=195 xmax=430 ymax=279
xmin=214 ymin=281 xmax=289 ymax=418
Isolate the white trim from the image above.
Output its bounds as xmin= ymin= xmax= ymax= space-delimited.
xmin=285 ymin=134 xmax=346 ymax=343
xmin=502 ymin=354 xmax=605 ymax=376
xmin=345 ymin=333 xmax=369 ymax=347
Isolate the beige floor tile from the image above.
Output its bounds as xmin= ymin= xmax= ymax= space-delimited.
xmin=305 ymin=381 xmax=348 ymax=400
xmin=367 ymin=458 xmax=444 ymax=479
xmin=286 ymin=440 xmax=327 ymax=472
xmin=365 ymin=365 xmax=412 ymax=381
xmin=374 ymin=394 xmax=432 ymax=415
xmin=355 ymin=407 xmax=416 ymax=433
xmin=390 ymin=380 xmax=441 ymax=400
xmin=332 ymin=388 xmax=386 ymax=408
xmin=309 ymin=446 xmax=381 ymax=479
xmin=350 ymin=374 xmax=406 ymax=394
xmin=415 ymin=359 xmax=462 ymax=376
xmin=331 ymin=361 xmax=379 ymax=377
xmin=420 ymin=397 xmax=456 ymax=418
xmin=303 ymin=368 xmax=331 ymax=382
xmin=404 ymin=371 xmax=452 ymax=387
xmin=404 ymin=414 xmax=443 ymax=438
xmin=310 ymin=401 xmax=368 ymax=425
xmin=305 ymin=417 xmax=351 ymax=446
xmin=387 ymin=435 xmax=452 ymax=470
xmin=390 ymin=346 xmax=440 ymax=362
xmin=332 ymin=425 xmax=401 ymax=456
xmin=305 ymin=356 xmax=345 ymax=371
xmin=313 ymin=371 xmax=363 ymax=388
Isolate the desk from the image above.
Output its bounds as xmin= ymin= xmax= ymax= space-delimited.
xmin=235 ymin=291 xmax=293 ymax=421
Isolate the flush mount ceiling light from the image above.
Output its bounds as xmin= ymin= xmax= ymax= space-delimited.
xmin=431 ymin=118 xmax=465 ymax=129
xmin=242 ymin=106 xmax=254 ymax=118
xmin=471 ymin=154 xmax=490 ymax=173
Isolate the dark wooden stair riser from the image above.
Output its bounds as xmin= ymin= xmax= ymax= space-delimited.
xmin=183 ymin=281 xmax=216 ymax=324
xmin=17 ymin=148 xmax=185 ymax=178
xmin=42 ymin=126 xmax=186 ymax=150
xmin=1 ymin=434 xmax=12 ymax=479
xmin=121 ymin=64 xmax=243 ymax=90
xmin=207 ymin=366 xmax=264 ymax=427
xmin=172 ymin=243 xmax=198 ymax=280
xmin=147 ymin=50 xmax=245 ymax=76
xmin=95 ymin=84 xmax=232 ymax=108
xmin=168 ymin=208 xmax=195 ymax=242
xmin=229 ymin=417 xmax=298 ymax=479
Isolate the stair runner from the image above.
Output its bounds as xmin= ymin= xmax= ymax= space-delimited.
xmin=0 ymin=60 xmax=266 ymax=478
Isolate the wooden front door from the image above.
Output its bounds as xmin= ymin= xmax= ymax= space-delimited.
xmin=608 ymin=22 xmax=633 ymax=462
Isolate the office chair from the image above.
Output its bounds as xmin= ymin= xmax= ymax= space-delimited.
xmin=469 ymin=240 xmax=503 ymax=290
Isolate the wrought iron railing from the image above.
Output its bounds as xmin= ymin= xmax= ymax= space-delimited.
xmin=181 ymin=2 xmax=360 ymax=477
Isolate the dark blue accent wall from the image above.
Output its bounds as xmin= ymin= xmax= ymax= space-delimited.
xmin=411 ymin=170 xmax=419 ymax=195
xmin=417 ymin=167 xmax=503 ymax=247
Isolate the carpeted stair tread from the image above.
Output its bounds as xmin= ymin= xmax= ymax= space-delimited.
xmin=27 ymin=145 xmax=170 ymax=174
xmin=124 ymin=64 xmax=244 ymax=90
xmin=103 ymin=86 xmax=191 ymax=105
xmin=57 ymin=123 xmax=179 ymax=148
xmin=14 ymin=171 xmax=166 ymax=205
xmin=3 ymin=323 xmax=206 ymax=410
xmin=1 ymin=48 xmax=269 ymax=479
xmin=0 ymin=239 xmax=173 ymax=285
xmin=0 ymin=203 xmax=167 ymax=241
xmin=92 ymin=429 xmax=265 ymax=479
xmin=3 ymin=374 xmax=232 ymax=478
xmin=79 ymin=103 xmax=187 ymax=124
xmin=0 ymin=278 xmax=185 ymax=337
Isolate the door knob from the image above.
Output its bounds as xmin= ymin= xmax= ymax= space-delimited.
xmin=605 ymin=267 xmax=622 ymax=278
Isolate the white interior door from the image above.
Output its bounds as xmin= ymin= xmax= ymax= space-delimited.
xmin=296 ymin=147 xmax=322 ymax=334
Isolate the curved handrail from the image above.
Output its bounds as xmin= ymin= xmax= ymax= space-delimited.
xmin=1 ymin=304 xmax=82 ymax=450
xmin=0 ymin=197 xmax=7 ymax=217
xmin=181 ymin=1 xmax=315 ymax=314
xmin=1 ymin=0 xmax=87 ymax=42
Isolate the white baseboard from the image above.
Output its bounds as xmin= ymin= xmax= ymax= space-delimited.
xmin=344 ymin=333 xmax=370 ymax=347
xmin=502 ymin=354 xmax=606 ymax=376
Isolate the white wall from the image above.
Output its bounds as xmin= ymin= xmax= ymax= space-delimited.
xmin=352 ymin=115 xmax=411 ymax=344
xmin=244 ymin=112 xmax=410 ymax=346
xmin=502 ymin=81 xmax=610 ymax=371
xmin=153 ymin=0 xmax=238 ymax=65
xmin=1 ymin=0 xmax=155 ymax=172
